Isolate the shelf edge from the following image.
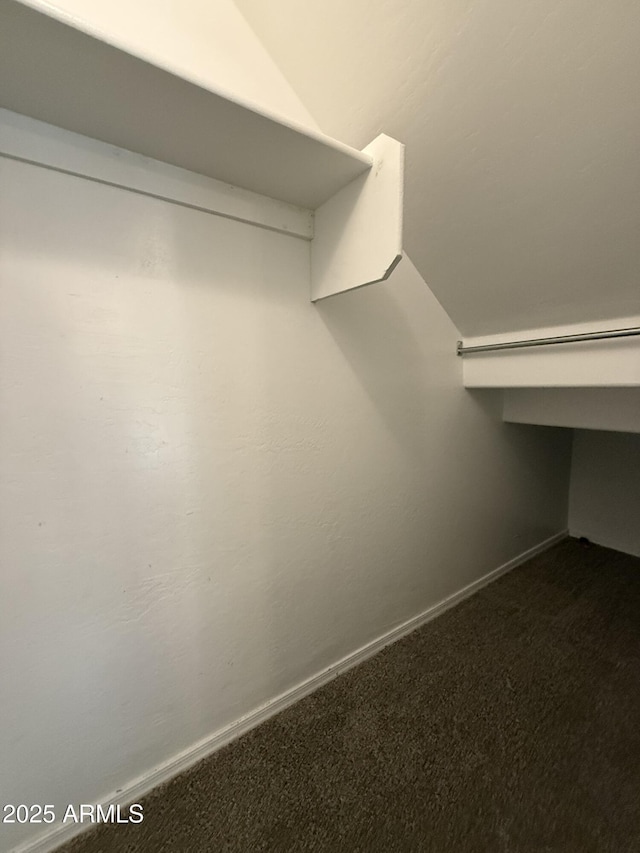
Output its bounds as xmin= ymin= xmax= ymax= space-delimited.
xmin=13 ymin=0 xmax=373 ymax=172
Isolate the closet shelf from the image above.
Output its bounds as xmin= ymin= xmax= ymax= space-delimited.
xmin=0 ymin=0 xmax=372 ymax=210
xmin=0 ymin=1 xmax=404 ymax=300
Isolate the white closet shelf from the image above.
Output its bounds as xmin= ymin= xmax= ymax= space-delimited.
xmin=459 ymin=318 xmax=640 ymax=388
xmin=0 ymin=1 xmax=404 ymax=300
xmin=0 ymin=0 xmax=372 ymax=210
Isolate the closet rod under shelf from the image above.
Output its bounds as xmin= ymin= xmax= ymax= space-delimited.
xmin=457 ymin=326 xmax=640 ymax=356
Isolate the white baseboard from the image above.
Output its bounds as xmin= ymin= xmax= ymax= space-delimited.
xmin=12 ymin=529 xmax=567 ymax=853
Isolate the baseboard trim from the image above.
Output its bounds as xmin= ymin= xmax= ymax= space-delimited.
xmin=12 ymin=529 xmax=568 ymax=853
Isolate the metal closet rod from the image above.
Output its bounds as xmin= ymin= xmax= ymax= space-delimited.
xmin=457 ymin=326 xmax=640 ymax=356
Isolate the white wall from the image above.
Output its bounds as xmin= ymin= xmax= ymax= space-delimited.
xmin=569 ymin=431 xmax=640 ymax=558
xmin=0 ymin=149 xmax=571 ymax=850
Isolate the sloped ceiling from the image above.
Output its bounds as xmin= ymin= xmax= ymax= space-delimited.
xmin=235 ymin=0 xmax=640 ymax=336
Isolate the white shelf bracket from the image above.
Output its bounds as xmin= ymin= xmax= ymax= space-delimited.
xmin=311 ymin=134 xmax=404 ymax=302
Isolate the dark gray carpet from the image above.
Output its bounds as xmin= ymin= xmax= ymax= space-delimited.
xmin=59 ymin=538 xmax=640 ymax=852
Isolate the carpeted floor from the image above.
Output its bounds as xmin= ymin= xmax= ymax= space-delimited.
xmin=59 ymin=538 xmax=640 ymax=852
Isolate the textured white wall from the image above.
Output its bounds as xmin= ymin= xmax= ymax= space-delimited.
xmin=236 ymin=0 xmax=640 ymax=336
xmin=569 ymin=431 xmax=640 ymax=558
xmin=0 ymin=152 xmax=570 ymax=850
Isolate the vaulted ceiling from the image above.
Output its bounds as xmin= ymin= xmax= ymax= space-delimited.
xmin=235 ymin=0 xmax=640 ymax=336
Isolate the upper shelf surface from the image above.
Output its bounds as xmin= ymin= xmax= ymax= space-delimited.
xmin=0 ymin=1 xmax=372 ymax=210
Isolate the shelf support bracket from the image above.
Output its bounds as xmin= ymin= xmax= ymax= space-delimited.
xmin=310 ymin=134 xmax=404 ymax=302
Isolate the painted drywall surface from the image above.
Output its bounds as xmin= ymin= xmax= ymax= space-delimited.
xmin=236 ymin=0 xmax=640 ymax=335
xmin=569 ymin=431 xmax=640 ymax=557
xmin=0 ymin=153 xmax=571 ymax=850
xmin=18 ymin=0 xmax=318 ymax=130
